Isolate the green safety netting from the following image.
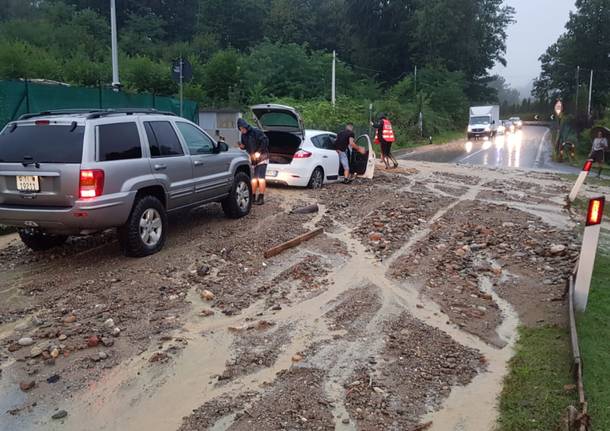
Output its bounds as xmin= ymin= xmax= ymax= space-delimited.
xmin=0 ymin=80 xmax=198 ymax=127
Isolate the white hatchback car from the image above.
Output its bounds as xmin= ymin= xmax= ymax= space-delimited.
xmin=250 ymin=104 xmax=375 ymax=188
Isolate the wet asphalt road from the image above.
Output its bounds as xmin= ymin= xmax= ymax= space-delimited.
xmin=399 ymin=126 xmax=578 ymax=173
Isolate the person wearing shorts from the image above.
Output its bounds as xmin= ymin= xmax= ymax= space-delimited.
xmin=590 ymin=130 xmax=608 ymax=177
xmin=335 ymin=123 xmax=365 ymax=183
xmin=238 ymin=118 xmax=269 ymax=205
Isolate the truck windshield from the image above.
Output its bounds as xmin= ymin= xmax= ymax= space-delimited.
xmin=0 ymin=124 xmax=85 ymax=163
xmin=470 ymin=116 xmax=490 ymax=125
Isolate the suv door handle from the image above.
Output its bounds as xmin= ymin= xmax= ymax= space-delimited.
xmin=322 ymin=155 xmax=329 ymax=158
xmin=154 ymin=164 xmax=167 ymax=171
xmin=193 ymin=160 xmax=204 ymax=166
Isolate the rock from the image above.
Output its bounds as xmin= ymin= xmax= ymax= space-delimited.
xmin=149 ymin=352 xmax=169 ymax=363
xmin=103 ymin=318 xmax=115 ymax=329
xmin=50 ymin=348 xmax=60 ymax=359
xmin=197 ymin=265 xmax=211 ymax=277
xmin=291 ymin=354 xmax=303 ymax=362
xmin=45 ymin=358 xmax=56 ymax=366
xmin=502 ymin=222 xmax=515 ymax=228
xmin=18 ymin=337 xmax=35 ymax=346
xmin=47 ymin=374 xmax=60 ymax=384
xmin=201 ymin=290 xmax=215 ymax=301
xmin=51 ymin=410 xmax=68 ymax=420
xmin=373 ymin=387 xmax=386 ymax=395
xmin=291 ymin=204 xmax=319 ymax=215
xmin=63 ymin=315 xmax=77 ymax=324
xmin=15 ymin=322 xmax=30 ymax=332
xmin=26 ymin=359 xmax=37 ymax=366
xmin=30 ymin=346 xmax=43 ymax=358
xmin=101 ymin=337 xmax=114 ymax=347
xmin=112 ymin=327 xmax=121 ymax=337
xmin=550 ymin=244 xmax=566 ymax=255
xmin=200 ymin=309 xmax=215 ymax=317
xmin=271 ymin=305 xmax=282 ymax=311
xmin=8 ymin=343 xmax=21 ymax=352
xmin=98 ymin=352 xmax=108 ymax=360
xmin=342 ymin=418 xmax=350 ymax=424
xmin=87 ymin=336 xmax=99 ymax=348
xmin=368 ymin=232 xmax=383 ymax=242
xmin=58 ymin=334 xmax=68 ymax=341
xmin=19 ymin=381 xmax=36 ymax=391
xmin=255 ymin=320 xmax=275 ymax=330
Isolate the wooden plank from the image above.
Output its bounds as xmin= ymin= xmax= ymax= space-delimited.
xmin=264 ymin=228 xmax=324 ymax=259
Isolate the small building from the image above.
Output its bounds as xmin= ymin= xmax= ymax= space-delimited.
xmin=198 ymin=109 xmax=242 ymax=146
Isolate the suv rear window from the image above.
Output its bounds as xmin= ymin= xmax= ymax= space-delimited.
xmin=0 ymin=124 xmax=85 ymax=163
xmin=98 ymin=122 xmax=142 ymax=161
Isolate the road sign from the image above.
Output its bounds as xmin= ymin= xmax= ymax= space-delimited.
xmin=554 ymin=100 xmax=563 ymax=116
xmin=171 ymin=58 xmax=193 ymax=83
xmin=574 ymin=197 xmax=605 ymax=312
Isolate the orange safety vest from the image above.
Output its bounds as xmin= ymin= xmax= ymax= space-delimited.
xmin=374 ymin=119 xmax=396 ymax=144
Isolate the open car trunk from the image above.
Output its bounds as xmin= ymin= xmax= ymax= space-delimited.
xmin=266 ymin=131 xmax=302 ymax=165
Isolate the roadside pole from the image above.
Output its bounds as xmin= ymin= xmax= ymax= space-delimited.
xmin=331 ymin=51 xmax=336 ymax=108
xmin=568 ymin=159 xmax=594 ymax=203
xmin=179 ymin=56 xmax=184 ymax=118
xmin=587 ymin=70 xmax=593 ymax=120
xmin=574 ymin=197 xmax=605 ymax=312
xmin=110 ymin=0 xmax=121 ymax=90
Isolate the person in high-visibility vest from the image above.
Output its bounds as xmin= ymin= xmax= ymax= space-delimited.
xmin=372 ymin=113 xmax=397 ymax=169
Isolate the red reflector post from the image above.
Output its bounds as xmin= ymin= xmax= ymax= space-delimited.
xmin=583 ymin=159 xmax=594 ymax=172
xmin=586 ymin=197 xmax=605 ymax=226
xmin=79 ymin=169 xmax=105 ymax=199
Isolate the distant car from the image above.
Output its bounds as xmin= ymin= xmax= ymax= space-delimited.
xmin=0 ymin=109 xmax=252 ymax=256
xmin=509 ymin=117 xmax=523 ymax=129
xmin=503 ymin=120 xmax=516 ymax=133
xmin=250 ymin=104 xmax=375 ymax=188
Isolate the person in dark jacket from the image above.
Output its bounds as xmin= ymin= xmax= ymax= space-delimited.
xmin=238 ymin=118 xmax=270 ymax=205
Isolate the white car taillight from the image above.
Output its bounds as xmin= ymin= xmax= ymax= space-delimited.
xmin=294 ymin=150 xmax=312 ymax=159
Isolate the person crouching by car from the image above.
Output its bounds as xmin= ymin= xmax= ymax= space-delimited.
xmin=238 ymin=118 xmax=269 ymax=205
xmin=335 ymin=123 xmax=366 ymax=184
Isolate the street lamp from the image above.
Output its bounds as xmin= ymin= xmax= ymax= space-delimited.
xmin=110 ymin=0 xmax=121 ymax=90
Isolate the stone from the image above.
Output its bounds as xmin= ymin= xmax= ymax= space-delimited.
xmin=15 ymin=322 xmax=30 ymax=332
xmin=342 ymin=418 xmax=350 ymax=424
xmin=368 ymin=232 xmax=383 ymax=242
xmin=58 ymin=334 xmax=68 ymax=341
xmin=19 ymin=381 xmax=36 ymax=391
xmin=63 ymin=315 xmax=77 ymax=324
xmin=101 ymin=337 xmax=114 ymax=347
xmin=51 ymin=410 xmax=68 ymax=420
xmin=103 ymin=318 xmax=115 ymax=329
xmin=18 ymin=337 xmax=34 ymax=346
xmin=149 ymin=352 xmax=169 ymax=363
xmin=98 ymin=352 xmax=108 ymax=360
xmin=47 ymin=374 xmax=60 ymax=384
xmin=291 ymin=354 xmax=303 ymax=362
xmin=50 ymin=348 xmax=60 ymax=359
xmin=8 ymin=344 xmax=21 ymax=352
xmin=112 ymin=327 xmax=121 ymax=337
xmin=201 ymin=290 xmax=215 ymax=301
xmin=30 ymin=346 xmax=43 ymax=358
xmin=200 ymin=309 xmax=215 ymax=317
xmin=197 ymin=265 xmax=210 ymax=277
xmin=87 ymin=336 xmax=99 ymax=348
xmin=550 ymin=244 xmax=566 ymax=255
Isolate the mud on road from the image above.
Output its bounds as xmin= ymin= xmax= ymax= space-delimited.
xmin=0 ymin=162 xmax=584 ymax=431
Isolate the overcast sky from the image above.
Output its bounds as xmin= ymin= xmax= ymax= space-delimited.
xmin=491 ymin=0 xmax=576 ymax=92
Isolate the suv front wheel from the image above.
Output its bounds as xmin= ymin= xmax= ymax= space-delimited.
xmin=222 ymin=172 xmax=252 ymax=219
xmin=119 ymin=195 xmax=168 ymax=257
xmin=19 ymin=229 xmax=68 ymax=251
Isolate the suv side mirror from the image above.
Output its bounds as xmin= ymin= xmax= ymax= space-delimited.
xmin=218 ymin=142 xmax=229 ymax=152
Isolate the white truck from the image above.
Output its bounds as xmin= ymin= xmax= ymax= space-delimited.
xmin=467 ymin=105 xmax=500 ymax=140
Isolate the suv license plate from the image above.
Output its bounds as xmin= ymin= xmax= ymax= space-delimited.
xmin=16 ymin=175 xmax=40 ymax=192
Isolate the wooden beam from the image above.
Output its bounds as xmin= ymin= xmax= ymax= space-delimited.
xmin=264 ymin=228 xmax=324 ymax=259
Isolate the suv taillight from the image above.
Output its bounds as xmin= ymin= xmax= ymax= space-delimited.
xmin=294 ymin=150 xmax=312 ymax=159
xmin=79 ymin=169 xmax=104 ymax=199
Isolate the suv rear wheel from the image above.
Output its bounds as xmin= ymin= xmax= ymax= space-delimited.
xmin=222 ymin=172 xmax=252 ymax=219
xmin=18 ymin=229 xmax=68 ymax=251
xmin=119 ymin=195 xmax=168 ymax=257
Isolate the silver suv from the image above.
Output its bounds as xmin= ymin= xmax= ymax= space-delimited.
xmin=0 ymin=109 xmax=252 ymax=256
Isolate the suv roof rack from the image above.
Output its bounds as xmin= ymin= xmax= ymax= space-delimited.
xmin=18 ymin=109 xmax=104 ymax=120
xmin=18 ymin=108 xmax=178 ymax=121
xmin=86 ymin=108 xmax=177 ymax=119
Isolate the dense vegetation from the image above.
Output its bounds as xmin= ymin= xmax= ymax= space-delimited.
xmin=0 ymin=0 xmax=516 ymax=141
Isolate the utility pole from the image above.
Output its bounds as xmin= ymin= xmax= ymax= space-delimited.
xmin=179 ymin=56 xmax=184 ymax=117
xmin=587 ymin=69 xmax=593 ymax=120
xmin=414 ymin=65 xmax=417 ymax=95
xmin=575 ymin=65 xmax=580 ymax=116
xmin=110 ymin=0 xmax=121 ymax=90
xmin=331 ymin=50 xmax=336 ymax=107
